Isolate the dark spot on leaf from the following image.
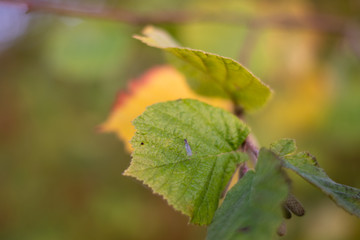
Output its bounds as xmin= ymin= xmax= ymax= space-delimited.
xmin=237 ymin=226 xmax=251 ymax=233
xmin=306 ymin=152 xmax=319 ymax=166
xmin=141 ymin=142 xmax=144 ymax=145
xmin=356 ymin=192 xmax=360 ymax=199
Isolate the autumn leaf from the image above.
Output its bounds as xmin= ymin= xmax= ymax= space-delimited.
xmin=100 ymin=65 xmax=231 ymax=151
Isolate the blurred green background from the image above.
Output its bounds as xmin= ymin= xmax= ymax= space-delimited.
xmin=0 ymin=0 xmax=359 ymax=239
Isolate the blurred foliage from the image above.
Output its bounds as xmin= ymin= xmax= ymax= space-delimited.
xmin=0 ymin=0 xmax=359 ymax=240
xmin=43 ymin=20 xmax=132 ymax=82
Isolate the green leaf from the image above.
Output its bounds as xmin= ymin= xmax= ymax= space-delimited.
xmin=134 ymin=26 xmax=272 ymax=111
xmin=207 ymin=148 xmax=289 ymax=240
xmin=270 ymin=139 xmax=360 ymax=217
xmin=124 ymin=99 xmax=250 ymax=225
xmin=270 ymin=138 xmax=297 ymax=157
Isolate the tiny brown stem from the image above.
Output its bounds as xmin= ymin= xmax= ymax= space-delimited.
xmin=242 ymin=135 xmax=260 ymax=165
xmin=233 ymin=105 xmax=245 ymax=120
xmin=238 ymin=163 xmax=248 ymax=178
xmin=237 ymin=29 xmax=260 ymax=66
xmin=233 ymin=104 xmax=260 ymax=177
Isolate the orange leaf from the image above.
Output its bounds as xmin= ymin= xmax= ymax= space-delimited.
xmin=100 ymin=65 xmax=231 ymax=152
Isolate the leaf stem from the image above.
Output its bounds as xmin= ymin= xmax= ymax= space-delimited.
xmin=232 ymin=104 xmax=260 ymax=180
xmin=233 ymin=104 xmax=260 ymax=166
xmin=242 ymin=135 xmax=259 ymax=166
xmin=238 ymin=163 xmax=248 ymax=178
xmin=233 ymin=104 xmax=245 ymax=120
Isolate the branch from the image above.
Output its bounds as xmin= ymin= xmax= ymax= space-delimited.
xmin=1 ymin=0 xmax=191 ymax=24
xmin=0 ymin=0 xmax=356 ymax=35
xmin=242 ymin=135 xmax=259 ymax=166
xmin=232 ymin=105 xmax=259 ymax=166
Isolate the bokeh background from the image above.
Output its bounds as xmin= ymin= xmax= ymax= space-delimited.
xmin=1 ymin=0 xmax=360 ymax=239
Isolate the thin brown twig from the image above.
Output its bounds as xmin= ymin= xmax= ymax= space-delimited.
xmin=232 ymin=103 xmax=260 ymax=181
xmin=237 ymin=29 xmax=260 ymax=66
xmin=0 ymin=0 xmax=356 ymax=36
xmin=221 ymin=104 xmax=257 ymax=197
xmin=238 ymin=163 xmax=248 ymax=178
xmin=233 ymin=104 xmax=259 ymax=167
xmin=242 ymin=136 xmax=259 ymax=166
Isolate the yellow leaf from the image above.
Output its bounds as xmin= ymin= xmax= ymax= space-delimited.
xmin=100 ymin=65 xmax=231 ymax=152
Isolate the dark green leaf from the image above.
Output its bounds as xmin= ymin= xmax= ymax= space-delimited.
xmin=207 ymin=148 xmax=289 ymax=240
xmin=269 ymin=138 xmax=296 ymax=156
xmin=271 ymin=139 xmax=360 ymax=217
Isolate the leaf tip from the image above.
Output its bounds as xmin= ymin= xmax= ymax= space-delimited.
xmin=133 ymin=25 xmax=155 ymax=39
xmin=270 ymin=138 xmax=297 ymax=157
xmin=134 ymin=25 xmax=180 ymax=48
xmin=132 ymin=34 xmax=142 ymax=41
xmin=122 ymin=168 xmax=131 ymax=177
